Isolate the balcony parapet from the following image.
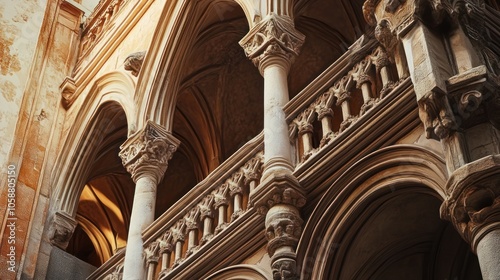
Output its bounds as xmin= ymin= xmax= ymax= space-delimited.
xmin=88 ymin=134 xmax=264 ymax=279
xmin=286 ymin=35 xmax=409 ymax=165
xmin=88 ymin=33 xmax=414 ymax=280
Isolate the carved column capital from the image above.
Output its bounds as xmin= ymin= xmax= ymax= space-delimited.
xmin=440 ymin=155 xmax=500 ymax=252
xmin=228 ymin=172 xmax=245 ymax=197
xmin=48 ymin=211 xmax=78 ymax=249
xmin=198 ymin=195 xmax=215 ymax=219
xmin=239 ymin=13 xmax=305 ymax=74
xmin=60 ymin=76 xmax=76 ymax=109
xmin=251 ymin=172 xmax=306 ymax=215
xmin=159 ymin=233 xmax=173 ymax=254
xmin=145 ymin=241 xmax=160 ymax=264
xmin=170 ymin=220 xmax=186 ymax=243
xmin=184 ymin=208 xmax=200 ymax=230
xmin=119 ymin=121 xmax=180 ymax=184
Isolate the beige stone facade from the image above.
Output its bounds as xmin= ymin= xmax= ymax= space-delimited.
xmin=1 ymin=0 xmax=499 ymax=279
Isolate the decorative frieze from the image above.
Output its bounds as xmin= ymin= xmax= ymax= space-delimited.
xmin=119 ymin=121 xmax=180 ymax=183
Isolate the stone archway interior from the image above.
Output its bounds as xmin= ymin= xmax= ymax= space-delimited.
xmin=332 ymin=191 xmax=482 ymax=280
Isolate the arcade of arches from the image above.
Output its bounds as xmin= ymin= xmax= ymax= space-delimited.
xmin=0 ymin=0 xmax=499 ymax=280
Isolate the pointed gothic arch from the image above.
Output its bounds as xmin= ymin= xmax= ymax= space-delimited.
xmin=50 ymin=71 xmax=136 ymax=218
xmin=297 ymin=144 xmax=482 ymax=279
xmin=297 ymin=145 xmax=482 ymax=279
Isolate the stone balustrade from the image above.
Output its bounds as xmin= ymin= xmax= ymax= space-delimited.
xmin=288 ymin=38 xmax=408 ymax=164
xmin=89 ymin=140 xmax=264 ymax=280
xmin=88 ymin=33 xmax=412 ymax=280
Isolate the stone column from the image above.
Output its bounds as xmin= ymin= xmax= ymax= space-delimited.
xmin=240 ymin=13 xmax=305 ymax=179
xmin=240 ymin=13 xmax=306 ymax=280
xmin=441 ymin=155 xmax=500 ymax=280
xmin=119 ymin=121 xmax=180 ymax=280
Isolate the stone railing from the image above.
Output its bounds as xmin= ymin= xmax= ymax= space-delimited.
xmin=88 ymin=34 xmax=411 ymax=280
xmin=288 ymin=36 xmax=408 ymax=164
xmin=88 ymin=137 xmax=264 ymax=280
xmin=78 ymin=0 xmax=126 ymax=60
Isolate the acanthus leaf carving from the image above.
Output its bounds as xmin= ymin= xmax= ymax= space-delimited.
xmin=239 ymin=13 xmax=305 ymax=71
xmin=170 ymin=220 xmax=186 ymax=243
xmin=198 ymin=195 xmax=215 ymax=219
xmin=184 ymin=207 xmax=200 ymax=231
xmin=213 ymin=184 xmax=230 ymax=208
xmin=242 ymin=152 xmax=264 ymax=185
xmin=119 ymin=121 xmax=180 ymax=183
xmin=440 ymin=155 xmax=500 ymax=252
xmin=293 ymin=108 xmax=315 ymax=136
xmin=332 ymin=76 xmax=354 ymax=106
xmin=158 ymin=232 xmax=173 ymax=254
xmin=228 ymin=172 xmax=245 ymax=197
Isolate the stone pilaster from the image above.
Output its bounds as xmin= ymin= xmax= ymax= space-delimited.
xmin=119 ymin=121 xmax=179 ymax=280
xmin=239 ymin=13 xmax=306 ymax=280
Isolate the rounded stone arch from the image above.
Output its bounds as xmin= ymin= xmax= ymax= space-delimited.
xmin=205 ymin=264 xmax=272 ymax=280
xmin=50 ymin=70 xmax=136 ymax=222
xmin=297 ymin=144 xmax=457 ymax=279
xmin=134 ymin=0 xmax=255 ymax=131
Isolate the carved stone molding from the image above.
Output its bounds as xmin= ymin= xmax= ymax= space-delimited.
xmin=418 ymin=90 xmax=457 ymax=139
xmin=145 ymin=241 xmax=160 ymax=264
xmin=251 ymin=172 xmax=306 ymax=215
xmin=375 ymin=19 xmax=398 ymax=52
xmin=440 ymin=155 xmax=500 ymax=252
xmin=48 ymin=211 xmax=78 ymax=249
xmin=119 ymin=121 xmax=180 ymax=183
xmin=124 ymin=51 xmax=146 ymax=76
xmin=265 ymin=205 xmax=303 ymax=257
xmin=60 ymin=76 xmax=76 ymax=109
xmin=198 ymin=195 xmax=215 ymax=219
xmin=272 ymin=258 xmax=299 ymax=280
xmin=251 ymin=172 xmax=305 ymax=280
xmin=239 ymin=13 xmax=305 ymax=73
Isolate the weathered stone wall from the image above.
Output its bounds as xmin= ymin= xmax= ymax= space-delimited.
xmin=0 ymin=1 xmax=46 ymax=176
xmin=0 ymin=1 xmax=49 ymax=279
xmin=0 ymin=1 xmax=83 ymax=279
